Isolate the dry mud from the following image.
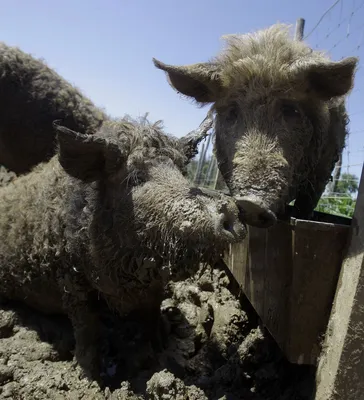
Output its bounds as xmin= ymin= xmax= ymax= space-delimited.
xmin=0 ymin=263 xmax=316 ymax=400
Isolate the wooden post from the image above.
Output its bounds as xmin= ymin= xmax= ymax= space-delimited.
xmin=194 ymin=142 xmax=205 ymax=185
xmin=194 ymin=130 xmax=213 ymax=186
xmin=295 ymin=18 xmax=305 ymax=41
xmin=204 ymin=153 xmax=217 ymax=187
xmin=214 ymin=169 xmax=227 ymax=190
xmin=315 ymin=164 xmax=364 ymax=400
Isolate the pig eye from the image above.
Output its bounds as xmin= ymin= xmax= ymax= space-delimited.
xmin=281 ymin=102 xmax=301 ymax=119
xmin=130 ymin=170 xmax=146 ymax=186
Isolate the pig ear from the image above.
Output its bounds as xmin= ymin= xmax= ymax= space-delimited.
xmin=302 ymin=57 xmax=358 ymax=99
xmin=53 ymin=120 xmax=125 ymax=182
xmin=153 ymin=58 xmax=223 ymax=103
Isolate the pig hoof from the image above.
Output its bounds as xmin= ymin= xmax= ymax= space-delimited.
xmin=78 ymin=363 xmax=104 ymax=387
xmin=74 ymin=349 xmax=102 ymax=383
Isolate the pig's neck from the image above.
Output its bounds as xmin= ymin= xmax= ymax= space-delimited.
xmin=64 ymin=179 xmax=172 ymax=310
xmin=66 ymin=179 xmax=205 ymax=314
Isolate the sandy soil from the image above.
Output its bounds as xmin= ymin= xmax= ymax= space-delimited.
xmin=0 ymin=263 xmax=316 ymax=400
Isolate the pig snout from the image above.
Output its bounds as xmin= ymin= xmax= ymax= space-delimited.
xmin=217 ymin=208 xmax=246 ymax=241
xmin=195 ymin=187 xmax=247 ymax=241
xmin=235 ymin=194 xmax=277 ymax=228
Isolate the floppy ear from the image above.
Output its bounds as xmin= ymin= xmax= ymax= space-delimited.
xmin=294 ymin=56 xmax=358 ymax=100
xmin=153 ymin=58 xmax=223 ymax=103
xmin=53 ymin=120 xmax=125 ymax=182
xmin=178 ymin=110 xmax=214 ymax=162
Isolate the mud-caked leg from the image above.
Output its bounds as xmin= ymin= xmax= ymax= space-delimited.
xmin=293 ymin=171 xmax=333 ymax=220
xmin=147 ymin=307 xmax=168 ymax=352
xmin=58 ymin=271 xmax=101 ymax=382
xmin=293 ymin=185 xmax=321 ymax=220
xmin=133 ymin=305 xmax=168 ymax=353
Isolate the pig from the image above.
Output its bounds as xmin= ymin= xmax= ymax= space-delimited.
xmin=0 ymin=42 xmax=107 ymax=174
xmin=153 ymin=23 xmax=358 ymax=227
xmin=0 ymin=116 xmax=246 ymax=381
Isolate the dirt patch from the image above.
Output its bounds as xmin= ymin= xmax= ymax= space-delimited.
xmin=0 ymin=264 xmax=316 ymax=399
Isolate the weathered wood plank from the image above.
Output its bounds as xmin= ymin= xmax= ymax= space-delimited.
xmin=223 ymin=208 xmax=351 ymax=365
xmin=263 ymin=222 xmax=292 ymax=350
xmin=225 ymin=240 xmax=248 ymax=290
xmin=315 ymin=165 xmax=364 ymax=400
xmin=288 ymin=219 xmax=349 ymax=365
xmin=247 ymin=226 xmax=268 ymax=317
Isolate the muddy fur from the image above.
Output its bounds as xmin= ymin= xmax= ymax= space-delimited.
xmin=0 ymin=42 xmax=107 ymax=174
xmin=0 ymin=116 xmax=246 ymax=382
xmin=0 ymin=166 xmax=16 ymax=186
xmin=0 ymin=264 xmax=315 ymax=399
xmin=153 ymin=23 xmax=358 ymax=226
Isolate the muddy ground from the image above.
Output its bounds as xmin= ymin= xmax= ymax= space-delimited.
xmin=0 ymin=261 xmax=316 ymax=400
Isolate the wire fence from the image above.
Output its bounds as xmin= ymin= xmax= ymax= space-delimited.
xmin=188 ymin=0 xmax=364 ymax=217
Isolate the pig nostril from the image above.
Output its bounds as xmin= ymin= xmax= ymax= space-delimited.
xmin=257 ymin=211 xmax=277 ymax=228
xmin=223 ymin=220 xmax=232 ymax=232
xmin=235 ymin=195 xmax=277 ymax=228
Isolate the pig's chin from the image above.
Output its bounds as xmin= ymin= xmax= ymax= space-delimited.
xmin=134 ymin=229 xmax=225 ymax=266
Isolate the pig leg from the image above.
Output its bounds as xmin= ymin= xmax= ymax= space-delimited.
xmin=133 ymin=306 xmax=167 ymax=352
xmin=294 ymin=178 xmax=327 ymax=220
xmin=57 ymin=270 xmax=102 ymax=382
xmin=65 ymin=294 xmax=101 ymax=381
xmin=147 ymin=307 xmax=168 ymax=352
xmin=137 ymin=284 xmax=168 ymax=352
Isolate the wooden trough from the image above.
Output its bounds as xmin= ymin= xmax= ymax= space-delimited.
xmin=223 ymin=205 xmax=352 ymax=366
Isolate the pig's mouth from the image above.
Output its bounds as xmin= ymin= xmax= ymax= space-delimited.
xmin=138 ymin=233 xmax=229 ymax=264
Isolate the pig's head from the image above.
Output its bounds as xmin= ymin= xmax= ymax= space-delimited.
xmin=153 ymin=24 xmax=358 ymax=227
xmin=53 ymin=118 xmax=246 ymax=275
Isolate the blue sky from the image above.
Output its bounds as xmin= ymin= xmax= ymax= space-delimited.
xmin=1 ymin=0 xmax=363 ymax=180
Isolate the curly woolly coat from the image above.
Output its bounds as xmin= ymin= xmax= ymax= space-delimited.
xmin=0 ymin=117 xmax=245 ymax=380
xmin=0 ymin=42 xmax=107 ymax=174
